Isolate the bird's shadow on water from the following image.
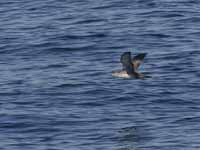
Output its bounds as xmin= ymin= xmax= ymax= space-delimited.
xmin=115 ymin=126 xmax=139 ymax=150
xmin=115 ymin=125 xmax=153 ymax=150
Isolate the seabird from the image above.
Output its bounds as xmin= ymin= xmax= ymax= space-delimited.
xmin=112 ymin=51 xmax=147 ymax=79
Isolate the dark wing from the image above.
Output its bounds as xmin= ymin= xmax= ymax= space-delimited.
xmin=132 ymin=53 xmax=147 ymax=70
xmin=120 ymin=52 xmax=134 ymax=74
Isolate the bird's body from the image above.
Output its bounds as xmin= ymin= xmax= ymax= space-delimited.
xmin=112 ymin=70 xmax=130 ymax=78
xmin=112 ymin=52 xmax=147 ymax=79
xmin=112 ymin=70 xmax=145 ymax=79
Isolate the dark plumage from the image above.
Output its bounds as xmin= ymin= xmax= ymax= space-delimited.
xmin=132 ymin=53 xmax=147 ymax=71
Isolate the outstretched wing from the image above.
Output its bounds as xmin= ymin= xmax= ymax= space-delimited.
xmin=132 ymin=53 xmax=147 ymax=70
xmin=120 ymin=52 xmax=134 ymax=74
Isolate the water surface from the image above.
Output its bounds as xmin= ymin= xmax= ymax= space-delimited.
xmin=0 ymin=0 xmax=200 ymax=149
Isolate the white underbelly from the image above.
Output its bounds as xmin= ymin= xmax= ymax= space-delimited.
xmin=112 ymin=71 xmax=131 ymax=78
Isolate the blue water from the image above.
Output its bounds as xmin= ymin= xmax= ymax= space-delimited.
xmin=1 ymin=0 xmax=200 ymax=149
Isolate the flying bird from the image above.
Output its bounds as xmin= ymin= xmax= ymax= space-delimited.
xmin=112 ymin=52 xmax=147 ymax=79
